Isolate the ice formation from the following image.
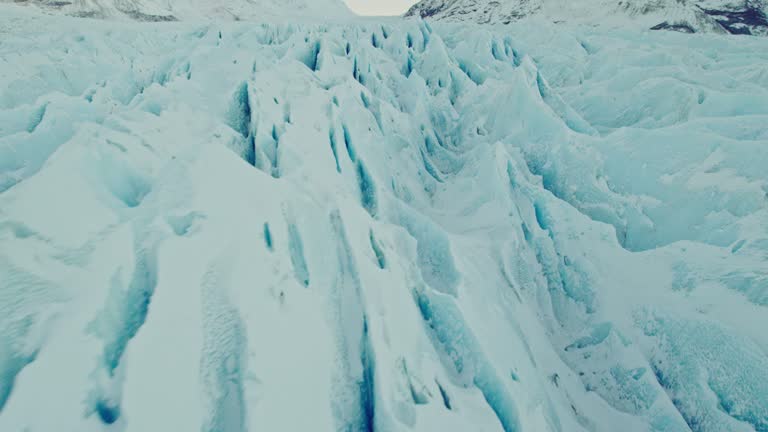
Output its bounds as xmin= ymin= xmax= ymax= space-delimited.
xmin=1 ymin=2 xmax=767 ymax=431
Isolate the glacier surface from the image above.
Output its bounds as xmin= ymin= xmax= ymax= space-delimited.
xmin=1 ymin=4 xmax=768 ymax=432
xmin=0 ymin=0 xmax=352 ymax=21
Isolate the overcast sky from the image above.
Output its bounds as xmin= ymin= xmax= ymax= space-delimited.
xmin=344 ymin=0 xmax=419 ymax=16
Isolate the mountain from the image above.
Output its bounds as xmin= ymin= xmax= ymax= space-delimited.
xmin=2 ymin=0 xmax=352 ymax=21
xmin=405 ymin=0 xmax=768 ymax=35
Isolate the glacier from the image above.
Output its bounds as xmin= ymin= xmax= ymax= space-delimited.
xmin=0 ymin=0 xmax=352 ymax=21
xmin=1 ymin=3 xmax=768 ymax=431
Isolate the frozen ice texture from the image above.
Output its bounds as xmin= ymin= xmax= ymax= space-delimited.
xmin=0 ymin=3 xmax=767 ymax=431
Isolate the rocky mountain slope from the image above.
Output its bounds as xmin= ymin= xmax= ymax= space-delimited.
xmin=405 ymin=0 xmax=768 ymax=35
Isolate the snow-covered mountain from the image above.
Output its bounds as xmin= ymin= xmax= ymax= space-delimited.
xmin=406 ymin=0 xmax=768 ymax=35
xmin=2 ymin=2 xmax=768 ymax=432
xmin=1 ymin=0 xmax=352 ymax=21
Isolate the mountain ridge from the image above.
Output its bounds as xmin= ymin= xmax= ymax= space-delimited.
xmin=2 ymin=0 xmax=353 ymax=21
xmin=405 ymin=0 xmax=768 ymax=35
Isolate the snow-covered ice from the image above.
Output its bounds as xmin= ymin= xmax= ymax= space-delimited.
xmin=1 ymin=3 xmax=767 ymax=431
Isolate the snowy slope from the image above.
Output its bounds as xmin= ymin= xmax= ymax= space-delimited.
xmin=1 ymin=3 xmax=768 ymax=432
xmin=406 ymin=0 xmax=768 ymax=35
xmin=1 ymin=0 xmax=352 ymax=21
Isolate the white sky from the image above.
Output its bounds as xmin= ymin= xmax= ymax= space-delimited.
xmin=343 ymin=0 xmax=419 ymax=16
